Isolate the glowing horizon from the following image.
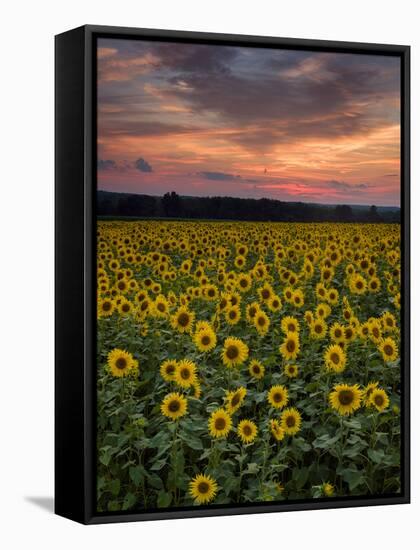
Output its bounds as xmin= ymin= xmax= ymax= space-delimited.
xmin=97 ymin=39 xmax=401 ymax=207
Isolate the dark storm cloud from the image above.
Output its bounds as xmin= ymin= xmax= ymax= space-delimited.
xmin=153 ymin=42 xmax=238 ymax=74
xmin=135 ymin=158 xmax=153 ymax=172
xmin=197 ymin=171 xmax=240 ymax=181
xmin=326 ymin=180 xmax=369 ymax=191
xmin=97 ymin=159 xmax=117 ymax=171
xmin=98 ymin=40 xmax=400 ymax=149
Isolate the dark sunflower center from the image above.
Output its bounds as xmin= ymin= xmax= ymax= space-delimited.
xmin=288 ymin=323 xmax=295 ymax=332
xmin=338 ymin=390 xmax=354 ymax=406
xmin=178 ymin=312 xmax=190 ymax=327
xmin=198 ymin=482 xmax=209 ymax=494
xmin=273 ymin=392 xmax=282 ymax=403
xmin=249 ymin=307 xmax=256 ymax=318
xmin=257 ymin=316 xmax=266 ymax=326
xmin=374 ymin=394 xmax=384 ymax=406
xmin=384 ymin=344 xmax=393 ymax=356
xmin=286 ymin=416 xmax=296 ymax=427
xmin=166 ymin=364 xmax=175 ymax=375
xmin=215 ymin=417 xmax=226 ymax=430
xmin=116 ymin=358 xmax=127 ymax=370
xmin=201 ymin=335 xmax=211 ymax=345
xmin=122 ymin=304 xmax=130 ymax=312
xmin=335 ymin=329 xmax=342 ymax=338
xmin=240 ymin=279 xmax=247 ymax=288
xmin=315 ymin=324 xmax=322 ymax=333
xmin=168 ymin=400 xmax=180 ymax=412
xmin=231 ymin=394 xmax=240 ymax=407
xmin=253 ymin=365 xmax=261 ymax=374
xmin=103 ymin=302 xmax=111 ymax=311
xmin=286 ymin=340 xmax=295 ymax=352
xmin=331 ymin=352 xmax=340 ymax=365
xmin=157 ymin=303 xmax=165 ymax=312
xmin=229 ymin=310 xmax=237 ymax=319
xmin=243 ymin=425 xmax=252 ymax=436
xmin=226 ymin=345 xmax=239 ymax=360
xmin=180 ymin=368 xmax=191 ymax=380
xmin=356 ymin=281 xmax=363 ymax=289
xmin=262 ymin=289 xmax=270 ymax=299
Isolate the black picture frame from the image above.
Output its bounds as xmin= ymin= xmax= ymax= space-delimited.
xmin=55 ymin=24 xmax=410 ymax=525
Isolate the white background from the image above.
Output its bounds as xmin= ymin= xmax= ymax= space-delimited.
xmin=1 ymin=0 xmax=418 ymax=548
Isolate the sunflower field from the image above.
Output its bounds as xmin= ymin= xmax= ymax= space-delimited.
xmin=96 ymin=220 xmax=401 ymax=512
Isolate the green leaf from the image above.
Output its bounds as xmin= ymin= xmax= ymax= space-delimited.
xmin=122 ymin=492 xmax=136 ymax=510
xmin=109 ymin=479 xmax=120 ymax=496
xmin=244 ymin=462 xmax=260 ymax=475
xmin=157 ymin=491 xmax=172 ymax=508
xmin=129 ymin=465 xmax=145 ymax=487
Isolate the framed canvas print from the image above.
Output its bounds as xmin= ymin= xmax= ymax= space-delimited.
xmin=55 ymin=25 xmax=410 ymax=524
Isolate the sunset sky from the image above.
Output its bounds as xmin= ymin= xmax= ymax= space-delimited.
xmin=97 ymin=38 xmax=401 ymax=206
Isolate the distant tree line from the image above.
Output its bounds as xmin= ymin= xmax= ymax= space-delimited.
xmin=97 ymin=190 xmax=400 ymax=224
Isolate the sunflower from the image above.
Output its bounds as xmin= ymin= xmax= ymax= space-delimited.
xmin=246 ymin=302 xmax=260 ymax=323
xmin=329 ymin=384 xmax=362 ymax=416
xmin=118 ymin=299 xmax=133 ymax=316
xmin=248 ymin=359 xmax=265 ymax=380
xmin=362 ymin=381 xmax=379 ymax=405
xmin=267 ymin=295 xmax=282 ymax=312
xmin=153 ymin=294 xmax=169 ymax=317
xmin=236 ymin=273 xmax=252 ymax=293
xmin=237 ymin=419 xmax=258 ymax=444
xmin=171 ymin=306 xmax=195 ymax=334
xmin=160 ymin=359 xmax=178 ymax=382
xmin=193 ymin=382 xmax=202 ymax=399
xmin=175 ymin=359 xmax=197 ymax=388
xmin=194 ymin=326 xmax=217 ymax=352
xmin=270 ymin=419 xmax=285 ymax=441
xmin=382 ymin=311 xmax=397 ymax=332
xmin=368 ymin=276 xmax=381 ymax=293
xmin=284 ymin=363 xmax=299 ymax=378
xmin=310 ymin=317 xmax=328 ymax=339
xmin=368 ymin=320 xmax=382 ymax=344
xmin=160 ymin=392 xmax=188 ymax=420
xmin=267 ymin=385 xmax=288 ymax=409
xmin=189 ymin=473 xmax=218 ymax=504
xmin=281 ymin=316 xmax=299 ymax=334
xmin=98 ymin=298 xmax=115 ymax=318
xmin=107 ymin=348 xmax=137 ymax=378
xmin=254 ymin=309 xmax=270 ymax=336
xmin=225 ymin=304 xmax=241 ymax=325
xmin=349 ymin=273 xmax=367 ymax=295
xmin=292 ymin=289 xmax=304 ymax=308
xmin=378 ymin=337 xmax=398 ymax=362
xmin=225 ymin=387 xmax=247 ymax=414
xmin=221 ymin=337 xmax=249 ymax=368
xmin=329 ymin=322 xmax=346 ymax=343
xmin=258 ymin=282 xmax=273 ymax=303
xmin=208 ymin=408 xmax=232 ymax=438
xmin=279 ymin=332 xmax=300 ymax=360
xmin=322 ymin=482 xmax=334 ymax=497
xmin=280 ymin=407 xmax=302 ymax=436
xmin=316 ymin=303 xmax=331 ymax=319
xmin=368 ymin=388 xmax=390 ymax=412
xmin=324 ymin=344 xmax=346 ymax=373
